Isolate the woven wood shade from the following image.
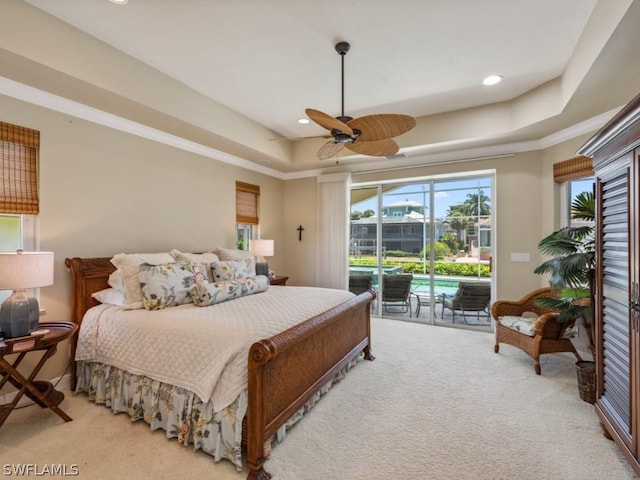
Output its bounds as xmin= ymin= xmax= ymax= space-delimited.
xmin=553 ymin=155 xmax=593 ymax=182
xmin=236 ymin=181 xmax=260 ymax=225
xmin=0 ymin=122 xmax=40 ymax=215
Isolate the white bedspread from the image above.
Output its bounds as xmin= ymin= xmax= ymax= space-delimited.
xmin=76 ymin=286 xmax=355 ymax=411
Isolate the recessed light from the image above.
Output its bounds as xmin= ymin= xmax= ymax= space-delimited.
xmin=298 ymin=118 xmax=310 ymax=125
xmin=482 ymin=75 xmax=503 ymax=86
xmin=109 ymin=0 xmax=129 ymax=5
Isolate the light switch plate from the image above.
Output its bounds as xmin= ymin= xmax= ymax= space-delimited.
xmin=510 ymin=252 xmax=530 ymax=262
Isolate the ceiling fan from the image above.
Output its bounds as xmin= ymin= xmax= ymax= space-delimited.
xmin=306 ymin=41 xmax=417 ymax=160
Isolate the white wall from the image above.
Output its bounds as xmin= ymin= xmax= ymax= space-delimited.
xmin=0 ymin=92 xmax=285 ymax=381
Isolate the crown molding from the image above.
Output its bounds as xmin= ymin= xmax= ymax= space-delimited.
xmin=0 ymin=76 xmax=620 ymax=182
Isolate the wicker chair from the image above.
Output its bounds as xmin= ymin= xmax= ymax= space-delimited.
xmin=382 ymin=274 xmax=413 ymax=314
xmin=491 ymin=287 xmax=582 ymax=375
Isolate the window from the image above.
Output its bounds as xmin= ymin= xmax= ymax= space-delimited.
xmin=553 ymin=156 xmax=594 ymax=228
xmin=0 ymin=121 xmax=40 ymax=301
xmin=235 ymin=181 xmax=260 ymax=250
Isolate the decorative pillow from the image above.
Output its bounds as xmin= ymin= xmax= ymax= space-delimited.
xmin=190 ymin=276 xmax=269 ymax=307
xmin=214 ymin=247 xmax=256 ymax=276
xmin=91 ymin=288 xmax=126 ymax=306
xmin=211 ymin=260 xmax=254 ymax=281
xmin=110 ymin=252 xmax=177 ymax=309
xmin=170 ymin=249 xmax=220 ymax=281
xmin=498 ymin=315 xmax=537 ymax=337
xmin=138 ymin=262 xmax=208 ymax=310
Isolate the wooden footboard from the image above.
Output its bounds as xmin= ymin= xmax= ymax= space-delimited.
xmin=246 ymin=289 xmax=375 ymax=479
xmin=65 ymin=256 xmax=375 ymax=479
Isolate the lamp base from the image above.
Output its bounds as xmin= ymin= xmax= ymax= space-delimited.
xmin=0 ymin=289 xmax=40 ymax=339
xmin=255 ymin=261 xmax=269 ymax=277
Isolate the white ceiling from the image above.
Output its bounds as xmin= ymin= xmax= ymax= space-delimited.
xmin=10 ymin=0 xmax=640 ymax=175
xmin=24 ymin=0 xmax=597 ymax=139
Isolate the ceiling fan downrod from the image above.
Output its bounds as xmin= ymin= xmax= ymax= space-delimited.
xmin=335 ymin=41 xmax=353 ymax=124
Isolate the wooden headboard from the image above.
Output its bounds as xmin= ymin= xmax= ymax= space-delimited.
xmin=65 ymin=257 xmax=115 ymax=325
xmin=65 ymin=257 xmax=115 ymax=389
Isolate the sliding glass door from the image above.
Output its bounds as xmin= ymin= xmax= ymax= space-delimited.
xmin=349 ymin=174 xmax=494 ymax=331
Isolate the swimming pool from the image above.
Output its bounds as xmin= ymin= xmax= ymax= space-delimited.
xmin=349 ymin=266 xmax=488 ymax=297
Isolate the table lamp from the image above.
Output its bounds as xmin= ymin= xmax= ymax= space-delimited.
xmin=250 ymin=239 xmax=274 ymax=277
xmin=0 ymin=250 xmax=54 ymax=338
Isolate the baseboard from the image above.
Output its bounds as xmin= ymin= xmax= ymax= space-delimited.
xmin=0 ymin=373 xmax=73 ymax=407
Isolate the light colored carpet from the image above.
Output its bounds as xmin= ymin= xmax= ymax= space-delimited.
xmin=1 ymin=318 xmax=636 ymax=480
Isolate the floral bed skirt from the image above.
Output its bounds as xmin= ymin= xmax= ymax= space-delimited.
xmin=75 ymin=356 xmax=361 ymax=471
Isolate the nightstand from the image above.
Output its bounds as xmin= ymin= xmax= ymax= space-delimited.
xmin=0 ymin=321 xmax=77 ymax=429
xmin=269 ymin=275 xmax=289 ymax=286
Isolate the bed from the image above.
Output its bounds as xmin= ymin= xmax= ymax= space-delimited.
xmin=65 ymin=256 xmax=375 ymax=480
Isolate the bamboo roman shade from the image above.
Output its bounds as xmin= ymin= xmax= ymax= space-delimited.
xmin=553 ymin=155 xmax=593 ymax=182
xmin=236 ymin=181 xmax=260 ymax=225
xmin=0 ymin=121 xmax=40 ymax=215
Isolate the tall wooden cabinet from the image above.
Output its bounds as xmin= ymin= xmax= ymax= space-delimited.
xmin=578 ymin=93 xmax=640 ymax=475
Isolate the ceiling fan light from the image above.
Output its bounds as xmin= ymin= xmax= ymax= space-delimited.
xmin=482 ymin=74 xmax=503 ymax=86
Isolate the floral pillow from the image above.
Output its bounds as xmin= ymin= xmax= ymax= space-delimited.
xmin=214 ymin=247 xmax=256 ymax=276
xmin=211 ymin=260 xmax=255 ymax=281
xmin=190 ymin=276 xmax=269 ymax=307
xmin=170 ymin=249 xmax=220 ymax=282
xmin=139 ymin=262 xmax=208 ymax=310
xmin=111 ymin=252 xmax=175 ymax=309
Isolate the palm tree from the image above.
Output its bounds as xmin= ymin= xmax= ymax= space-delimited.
xmin=534 ymin=191 xmax=595 ymax=351
xmin=445 ymin=190 xmax=491 ymax=249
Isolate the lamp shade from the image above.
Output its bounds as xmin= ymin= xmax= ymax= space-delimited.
xmin=249 ymin=239 xmax=274 ymax=257
xmin=0 ymin=251 xmax=54 ymax=289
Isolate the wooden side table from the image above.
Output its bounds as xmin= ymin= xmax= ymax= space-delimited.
xmin=0 ymin=321 xmax=77 ymax=429
xmin=269 ymin=275 xmax=289 ymax=286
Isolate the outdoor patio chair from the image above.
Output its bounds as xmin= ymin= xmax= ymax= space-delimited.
xmin=491 ymin=287 xmax=582 ymax=375
xmin=440 ymin=282 xmax=491 ymax=324
xmin=382 ymin=274 xmax=413 ymax=315
xmin=349 ymin=275 xmax=373 ymax=295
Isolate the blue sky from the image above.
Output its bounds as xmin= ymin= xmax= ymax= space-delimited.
xmin=352 ymin=178 xmax=492 ymax=219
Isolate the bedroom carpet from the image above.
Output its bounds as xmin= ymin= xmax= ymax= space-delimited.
xmin=0 ymin=317 xmax=636 ymax=480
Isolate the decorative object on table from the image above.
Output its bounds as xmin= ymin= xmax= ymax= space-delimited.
xmin=250 ymin=239 xmax=274 ymax=277
xmin=533 ymin=190 xmax=596 ymax=402
xmin=268 ymin=270 xmax=276 ymax=281
xmin=0 ymin=250 xmax=54 ymax=339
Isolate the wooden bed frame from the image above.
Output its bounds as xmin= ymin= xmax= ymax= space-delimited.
xmin=65 ymin=257 xmax=376 ymax=480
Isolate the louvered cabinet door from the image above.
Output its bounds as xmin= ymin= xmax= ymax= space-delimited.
xmin=595 ymin=150 xmax=635 ymax=454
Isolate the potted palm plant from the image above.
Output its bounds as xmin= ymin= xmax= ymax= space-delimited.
xmin=533 ymin=190 xmax=596 ymax=403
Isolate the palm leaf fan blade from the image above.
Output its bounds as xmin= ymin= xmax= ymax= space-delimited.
xmin=305 ymin=108 xmax=353 ymax=136
xmin=317 ymin=140 xmax=345 ymax=160
xmin=347 ymin=114 xmax=416 ymax=142
xmin=346 ymin=139 xmax=399 ymax=157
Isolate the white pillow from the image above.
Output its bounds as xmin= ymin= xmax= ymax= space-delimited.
xmin=214 ymin=247 xmax=256 ymax=276
xmin=170 ymin=249 xmax=220 ymax=281
xmin=92 ymin=288 xmax=126 ymax=306
xmin=107 ymin=270 xmax=124 ymax=291
xmin=110 ymin=252 xmax=175 ymax=309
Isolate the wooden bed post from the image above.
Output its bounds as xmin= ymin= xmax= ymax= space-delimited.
xmin=246 ymin=341 xmax=275 ymax=480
